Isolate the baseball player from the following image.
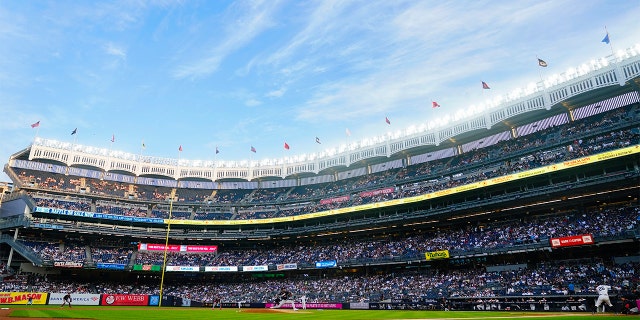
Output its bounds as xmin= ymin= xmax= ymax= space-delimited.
xmin=271 ymin=287 xmax=298 ymax=311
xmin=595 ymin=284 xmax=613 ymax=313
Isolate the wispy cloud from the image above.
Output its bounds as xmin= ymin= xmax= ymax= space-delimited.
xmin=266 ymin=87 xmax=286 ymax=98
xmin=173 ymin=0 xmax=282 ymax=79
xmin=245 ymin=98 xmax=262 ymax=107
xmin=290 ymin=1 xmax=584 ymax=124
xmin=104 ymin=42 xmax=127 ymax=59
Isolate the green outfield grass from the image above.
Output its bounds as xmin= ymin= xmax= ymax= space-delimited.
xmin=1 ymin=306 xmax=625 ymax=320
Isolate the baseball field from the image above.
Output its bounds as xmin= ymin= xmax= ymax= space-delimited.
xmin=0 ymin=306 xmax=625 ymax=320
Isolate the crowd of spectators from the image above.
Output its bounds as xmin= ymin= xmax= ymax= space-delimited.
xmin=16 ymin=103 xmax=639 ymax=223
xmin=1 ymin=260 xmax=637 ymax=305
xmin=91 ymin=247 xmax=133 ymax=264
xmin=18 ymin=204 xmax=639 ymax=268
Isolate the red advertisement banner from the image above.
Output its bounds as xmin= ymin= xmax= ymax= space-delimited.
xmin=319 ymin=196 xmax=349 ymax=205
xmin=550 ymin=234 xmax=594 ymax=248
xmin=138 ymin=243 xmax=217 ymax=253
xmin=101 ymin=294 xmax=149 ymax=306
xmin=359 ymin=187 xmax=394 ymax=198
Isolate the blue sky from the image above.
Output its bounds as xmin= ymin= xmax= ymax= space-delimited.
xmin=1 ymin=0 xmax=639 ymax=182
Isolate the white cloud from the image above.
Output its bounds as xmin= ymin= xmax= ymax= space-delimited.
xmin=105 ymin=42 xmax=127 ymax=59
xmin=173 ymin=0 xmax=282 ymax=79
xmin=266 ymin=87 xmax=286 ymax=98
xmin=245 ymin=98 xmax=262 ymax=107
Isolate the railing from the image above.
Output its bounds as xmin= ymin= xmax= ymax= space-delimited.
xmin=0 ymin=234 xmax=44 ymax=266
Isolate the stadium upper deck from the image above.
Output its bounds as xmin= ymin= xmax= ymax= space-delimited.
xmin=5 ymin=45 xmax=640 ymax=184
xmin=0 ymin=46 xmax=639 ymax=234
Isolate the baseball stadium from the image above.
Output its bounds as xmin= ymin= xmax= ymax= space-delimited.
xmin=0 ymin=38 xmax=639 ymax=320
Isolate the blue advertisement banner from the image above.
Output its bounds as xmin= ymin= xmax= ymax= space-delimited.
xmin=315 ymin=260 xmax=337 ymax=268
xmin=34 ymin=207 xmax=164 ymax=224
xmin=96 ymin=263 xmax=126 ymax=270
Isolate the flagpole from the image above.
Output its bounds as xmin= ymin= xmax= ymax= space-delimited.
xmin=345 ymin=129 xmax=351 ymax=154
xmin=107 ymin=134 xmax=114 ymax=179
xmin=536 ymin=56 xmax=544 ymax=83
xmin=604 ymin=26 xmax=614 ymax=56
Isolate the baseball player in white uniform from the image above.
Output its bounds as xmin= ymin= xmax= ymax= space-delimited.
xmin=595 ymin=284 xmax=613 ymax=312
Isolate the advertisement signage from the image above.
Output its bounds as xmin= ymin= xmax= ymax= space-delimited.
xmin=350 ymin=302 xmax=370 ymax=309
xmin=315 ymin=260 xmax=337 ymax=268
xmin=276 ymin=263 xmax=297 ymax=270
xmin=54 ymin=261 xmax=83 ymax=268
xmin=132 ymin=264 xmax=162 ymax=271
xmin=96 ymin=263 xmax=126 ymax=270
xmin=101 ymin=294 xmax=149 ymax=306
xmin=165 ymin=266 xmax=200 ymax=272
xmin=33 ymin=207 xmax=164 ymax=224
xmin=264 ymin=302 xmax=343 ymax=309
xmin=0 ymin=292 xmax=48 ymax=304
xmin=242 ymin=265 xmax=268 ymax=272
xmin=424 ymin=250 xmax=450 ymax=260
xmin=49 ymin=293 xmax=100 ymax=306
xmin=138 ymin=243 xmax=217 ymax=253
xmin=550 ymin=234 xmax=594 ymax=248
xmin=204 ymin=266 xmax=238 ymax=272
xmin=359 ymin=187 xmax=395 ymax=198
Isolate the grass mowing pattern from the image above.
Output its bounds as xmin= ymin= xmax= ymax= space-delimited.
xmin=4 ymin=306 xmax=624 ymax=320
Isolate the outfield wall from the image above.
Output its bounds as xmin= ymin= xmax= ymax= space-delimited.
xmin=1 ymin=291 xmax=613 ymax=312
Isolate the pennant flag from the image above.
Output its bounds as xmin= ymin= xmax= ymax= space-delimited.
xmin=179 ymin=145 xmax=183 ymax=152
xmin=385 ymin=117 xmax=391 ymax=125
xmin=345 ymin=128 xmax=351 ymax=137
xmin=71 ymin=128 xmax=77 ymax=135
xmin=215 ymin=146 xmax=219 ymax=154
xmin=537 ymin=58 xmax=548 ymax=67
xmin=315 ymin=137 xmax=321 ymax=144
xmin=284 ymin=142 xmax=290 ymax=150
xmin=111 ymin=134 xmax=115 ymax=143
xmin=251 ymin=146 xmax=256 ymax=153
xmin=482 ymin=81 xmax=490 ymax=89
xmin=432 ymin=101 xmax=441 ymax=108
xmin=142 ymin=140 xmax=146 ymax=149
xmin=602 ymin=32 xmax=610 ymax=44
xmin=31 ymin=121 xmax=40 ymax=128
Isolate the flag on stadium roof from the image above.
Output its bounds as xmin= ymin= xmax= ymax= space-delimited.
xmin=482 ymin=81 xmax=490 ymax=89
xmin=111 ymin=134 xmax=115 ymax=143
xmin=142 ymin=140 xmax=146 ymax=149
xmin=71 ymin=128 xmax=77 ymax=135
xmin=537 ymin=58 xmax=548 ymax=67
xmin=345 ymin=128 xmax=351 ymax=137
xmin=284 ymin=142 xmax=290 ymax=150
xmin=215 ymin=146 xmax=219 ymax=154
xmin=315 ymin=137 xmax=321 ymax=144
xmin=179 ymin=145 xmax=183 ymax=152
xmin=602 ymin=32 xmax=610 ymax=44
xmin=31 ymin=121 xmax=40 ymax=128
xmin=251 ymin=146 xmax=256 ymax=153
xmin=385 ymin=116 xmax=391 ymax=125
xmin=432 ymin=101 xmax=441 ymax=108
